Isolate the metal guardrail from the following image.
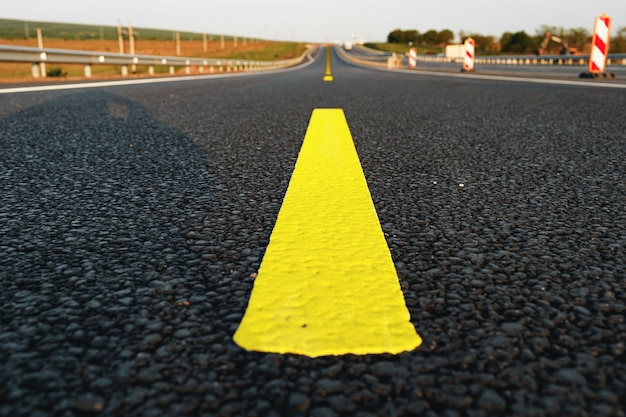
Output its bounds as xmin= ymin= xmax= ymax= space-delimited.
xmin=0 ymin=44 xmax=310 ymax=78
xmin=419 ymin=53 xmax=626 ymax=66
xmin=340 ymin=45 xmax=626 ymax=68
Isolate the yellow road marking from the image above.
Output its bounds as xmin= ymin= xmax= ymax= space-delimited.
xmin=234 ymin=109 xmax=421 ymax=357
xmin=323 ymin=47 xmax=334 ymax=82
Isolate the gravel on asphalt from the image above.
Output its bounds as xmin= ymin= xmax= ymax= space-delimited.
xmin=1 ymin=52 xmax=625 ymax=416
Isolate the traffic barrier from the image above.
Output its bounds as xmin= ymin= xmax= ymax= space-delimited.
xmin=580 ymin=14 xmax=615 ymax=78
xmin=462 ymin=38 xmax=475 ymax=72
xmin=590 ymin=14 xmax=611 ymax=73
xmin=408 ymin=47 xmax=417 ymax=69
xmin=336 ymin=43 xmax=626 ymax=71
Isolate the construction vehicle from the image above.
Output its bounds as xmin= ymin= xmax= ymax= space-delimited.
xmin=537 ymin=32 xmax=572 ymax=55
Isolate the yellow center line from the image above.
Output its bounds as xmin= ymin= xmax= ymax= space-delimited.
xmin=233 ymin=108 xmax=421 ymax=357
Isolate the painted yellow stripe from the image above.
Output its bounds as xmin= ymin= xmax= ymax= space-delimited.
xmin=234 ymin=108 xmax=421 ymax=357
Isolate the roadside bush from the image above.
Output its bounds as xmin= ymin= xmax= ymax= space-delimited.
xmin=46 ymin=67 xmax=67 ymax=77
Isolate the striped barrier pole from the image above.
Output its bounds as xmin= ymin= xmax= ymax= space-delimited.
xmin=462 ymin=38 xmax=475 ymax=72
xmin=590 ymin=14 xmax=611 ymax=73
xmin=580 ymin=14 xmax=615 ymax=78
xmin=408 ymin=47 xmax=417 ymax=69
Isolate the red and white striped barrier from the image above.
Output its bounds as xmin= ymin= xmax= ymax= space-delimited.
xmin=463 ymin=38 xmax=475 ymax=72
xmin=589 ymin=14 xmax=612 ymax=74
xmin=408 ymin=47 xmax=417 ymax=69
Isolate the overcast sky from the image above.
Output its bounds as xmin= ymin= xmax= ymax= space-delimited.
xmin=3 ymin=0 xmax=625 ymax=43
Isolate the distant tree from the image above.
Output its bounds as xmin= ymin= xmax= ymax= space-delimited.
xmin=460 ymin=31 xmax=499 ymax=52
xmin=501 ymin=31 xmax=537 ymax=53
xmin=565 ymin=27 xmax=591 ymax=52
xmin=438 ymin=29 xmax=454 ymax=44
xmin=387 ymin=29 xmax=419 ymax=44
xmin=387 ymin=29 xmax=404 ymax=43
xmin=421 ymin=30 xmax=439 ymax=45
xmin=404 ymin=30 xmax=419 ymax=44
xmin=612 ymin=26 xmax=626 ymax=53
xmin=535 ymin=25 xmax=563 ymax=37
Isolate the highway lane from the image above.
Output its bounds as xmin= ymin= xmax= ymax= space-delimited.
xmin=1 ymin=47 xmax=625 ymax=416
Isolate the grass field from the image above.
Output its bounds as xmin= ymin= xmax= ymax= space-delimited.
xmin=0 ymin=18 xmax=308 ymax=83
xmin=0 ymin=18 xmax=228 ymax=41
xmin=364 ymin=42 xmax=443 ymax=55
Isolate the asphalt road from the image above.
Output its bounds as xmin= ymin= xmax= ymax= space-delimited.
xmin=1 ymin=48 xmax=625 ymax=417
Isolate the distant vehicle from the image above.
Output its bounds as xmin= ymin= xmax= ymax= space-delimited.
xmin=444 ymin=44 xmax=465 ymax=59
xmin=343 ymin=42 xmax=353 ymax=50
xmin=537 ymin=32 xmax=575 ymax=55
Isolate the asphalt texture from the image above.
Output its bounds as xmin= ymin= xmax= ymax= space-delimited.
xmin=1 ymin=48 xmax=625 ymax=417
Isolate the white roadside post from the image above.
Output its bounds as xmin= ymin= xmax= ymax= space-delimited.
xmin=462 ymin=38 xmax=475 ymax=72
xmin=117 ymin=20 xmax=125 ymax=54
xmin=129 ymin=22 xmax=137 ymax=73
xmin=36 ymin=28 xmax=46 ymax=78
xmin=408 ymin=47 xmax=417 ymax=69
xmin=31 ymin=63 xmax=40 ymax=78
xmin=580 ymin=14 xmax=614 ymax=78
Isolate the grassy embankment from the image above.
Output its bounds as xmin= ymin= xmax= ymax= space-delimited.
xmin=364 ymin=42 xmax=442 ymax=55
xmin=0 ymin=18 xmax=308 ymax=81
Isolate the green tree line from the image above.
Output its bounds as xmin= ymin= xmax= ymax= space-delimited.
xmin=388 ymin=26 xmax=626 ymax=54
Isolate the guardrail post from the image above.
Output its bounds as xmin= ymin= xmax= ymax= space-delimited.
xmin=35 ymin=28 xmax=48 ymax=78
xmin=148 ymin=66 xmax=155 ymax=75
xmin=84 ymin=64 xmax=92 ymax=78
xmin=169 ymin=66 xmax=175 ymax=74
xmin=387 ymin=54 xmax=395 ymax=69
xmin=121 ymin=65 xmax=128 ymax=76
xmin=31 ymin=63 xmax=41 ymax=78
